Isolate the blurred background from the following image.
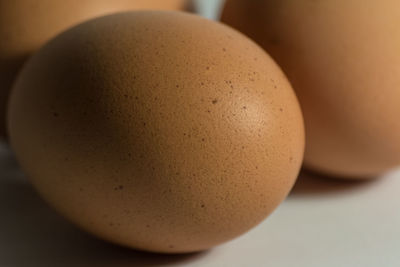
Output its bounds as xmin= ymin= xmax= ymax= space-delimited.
xmin=1 ymin=0 xmax=399 ymax=266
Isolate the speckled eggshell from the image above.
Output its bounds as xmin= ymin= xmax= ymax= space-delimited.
xmin=8 ymin=11 xmax=304 ymax=253
xmin=0 ymin=0 xmax=187 ymax=138
xmin=222 ymin=0 xmax=400 ymax=178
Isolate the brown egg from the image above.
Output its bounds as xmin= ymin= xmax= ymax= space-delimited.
xmin=0 ymin=0 xmax=187 ymax=138
xmin=222 ymin=0 xmax=400 ymax=178
xmin=8 ymin=11 xmax=304 ymax=253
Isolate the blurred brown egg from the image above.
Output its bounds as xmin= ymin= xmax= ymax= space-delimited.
xmin=0 ymin=0 xmax=187 ymax=138
xmin=222 ymin=0 xmax=400 ymax=178
xmin=8 ymin=11 xmax=304 ymax=252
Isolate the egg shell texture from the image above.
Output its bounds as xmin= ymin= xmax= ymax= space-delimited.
xmin=8 ymin=11 xmax=304 ymax=252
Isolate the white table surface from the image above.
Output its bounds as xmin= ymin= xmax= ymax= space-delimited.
xmin=1 ymin=1 xmax=400 ymax=266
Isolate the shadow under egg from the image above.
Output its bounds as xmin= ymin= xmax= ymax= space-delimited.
xmin=289 ymin=168 xmax=379 ymax=198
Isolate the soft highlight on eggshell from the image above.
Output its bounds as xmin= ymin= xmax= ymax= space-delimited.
xmin=0 ymin=0 xmax=187 ymax=138
xmin=8 ymin=11 xmax=304 ymax=253
xmin=222 ymin=0 xmax=400 ymax=178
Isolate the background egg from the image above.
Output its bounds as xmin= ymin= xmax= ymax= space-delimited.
xmin=0 ymin=0 xmax=187 ymax=138
xmin=8 ymin=11 xmax=304 ymax=252
xmin=222 ymin=0 xmax=400 ymax=178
